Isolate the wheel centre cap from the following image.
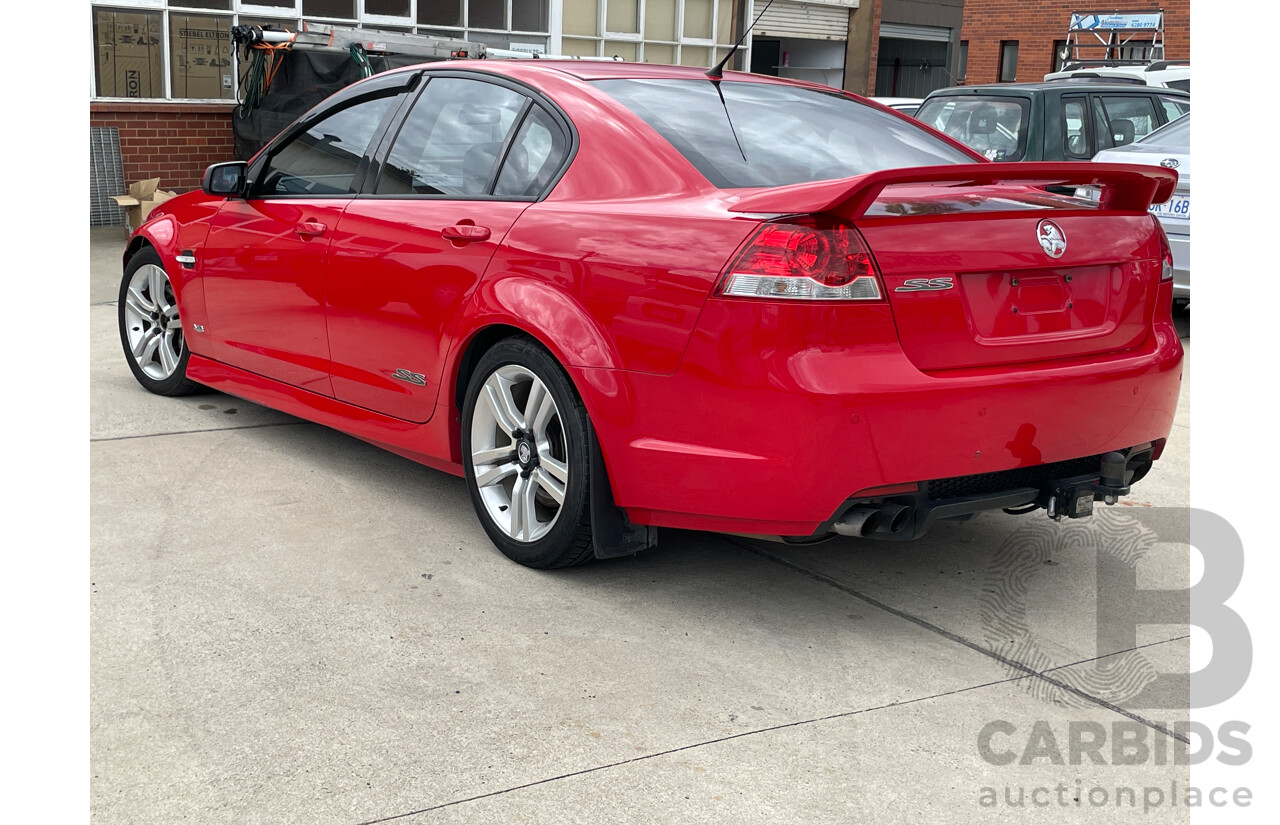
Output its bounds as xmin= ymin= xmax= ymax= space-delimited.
xmin=517 ymin=441 xmax=533 ymax=467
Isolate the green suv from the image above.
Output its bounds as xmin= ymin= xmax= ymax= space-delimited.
xmin=914 ymin=81 xmax=1191 ymax=162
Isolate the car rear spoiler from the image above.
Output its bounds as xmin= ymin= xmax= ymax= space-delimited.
xmin=727 ymin=162 xmax=1178 ymax=220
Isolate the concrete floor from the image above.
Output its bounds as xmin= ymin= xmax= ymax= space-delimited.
xmin=90 ymin=226 xmax=1194 ymax=823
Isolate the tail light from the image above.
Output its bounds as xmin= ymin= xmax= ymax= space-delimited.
xmin=1152 ymin=216 xmax=1174 ymax=281
xmin=716 ymin=218 xmax=884 ymax=301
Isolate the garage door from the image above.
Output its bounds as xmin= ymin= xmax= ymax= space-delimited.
xmin=878 ymin=22 xmax=951 ymax=43
xmin=752 ymin=1 xmax=856 ymax=41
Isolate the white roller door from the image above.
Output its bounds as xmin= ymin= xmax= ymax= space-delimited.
xmin=752 ymin=1 xmax=857 ymax=42
xmin=878 ymin=22 xmax=952 ymax=42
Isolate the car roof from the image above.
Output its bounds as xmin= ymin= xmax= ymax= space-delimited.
xmin=419 ymin=59 xmax=799 ymax=85
xmin=923 ymin=81 xmax=1190 ymax=97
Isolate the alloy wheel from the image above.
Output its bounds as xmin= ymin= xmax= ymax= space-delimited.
xmin=122 ymin=264 xmax=184 ymax=380
xmin=469 ymin=365 xmax=570 ymax=543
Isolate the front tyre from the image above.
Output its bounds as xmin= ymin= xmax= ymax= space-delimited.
xmin=118 ymin=248 xmax=202 ymax=396
xmin=462 ymin=338 xmax=595 ymax=568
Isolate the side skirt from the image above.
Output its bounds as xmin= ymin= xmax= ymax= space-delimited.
xmin=185 ymin=354 xmax=463 ymax=477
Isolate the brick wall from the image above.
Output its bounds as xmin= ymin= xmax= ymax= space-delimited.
xmin=960 ymin=2 xmax=1190 ymax=85
xmin=90 ymin=103 xmax=237 ymax=193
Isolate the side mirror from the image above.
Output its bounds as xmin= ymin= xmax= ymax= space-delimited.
xmin=202 ymin=161 xmax=248 ymax=197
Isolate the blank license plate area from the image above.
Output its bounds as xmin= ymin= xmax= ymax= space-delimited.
xmin=963 ymin=265 xmax=1112 ymax=340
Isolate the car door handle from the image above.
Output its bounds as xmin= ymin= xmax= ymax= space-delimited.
xmin=442 ymin=224 xmax=491 ymax=243
xmin=295 ymin=221 xmax=328 ymax=238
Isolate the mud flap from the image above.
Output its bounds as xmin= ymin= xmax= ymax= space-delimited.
xmin=588 ymin=421 xmax=657 ymax=559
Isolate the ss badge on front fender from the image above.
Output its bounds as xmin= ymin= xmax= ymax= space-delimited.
xmin=392 ymin=368 xmax=427 ymax=386
xmin=895 ymin=277 xmax=954 ymax=293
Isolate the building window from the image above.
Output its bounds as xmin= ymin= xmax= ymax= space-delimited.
xmin=419 ymin=1 xmax=463 ymax=27
xmin=1052 ymin=40 xmax=1069 ymax=72
xmin=94 ymin=8 xmax=165 ymax=99
xmin=303 ymin=0 xmax=355 ymax=17
xmin=958 ymin=40 xmax=968 ymax=82
xmin=556 ymin=1 xmax=736 ymax=67
xmin=170 ymin=13 xmax=234 ymax=100
xmin=999 ymin=40 xmax=1018 ymax=82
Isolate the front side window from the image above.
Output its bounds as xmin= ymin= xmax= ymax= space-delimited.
xmin=1159 ymin=95 xmax=1191 ymax=122
xmin=596 ymin=79 xmax=974 ymax=189
xmin=915 ymin=95 xmax=1030 ymax=162
xmin=260 ymin=94 xmax=400 ymax=196
xmin=376 ymin=78 xmax=526 ymax=197
xmin=1099 ymin=95 xmax=1160 ymax=146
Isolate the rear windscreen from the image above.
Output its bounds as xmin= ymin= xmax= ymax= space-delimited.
xmin=593 ymin=78 xmax=974 ymax=189
xmin=914 ymin=96 xmax=1031 ymax=162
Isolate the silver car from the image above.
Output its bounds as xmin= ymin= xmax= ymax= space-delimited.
xmin=1093 ymin=114 xmax=1190 ymax=305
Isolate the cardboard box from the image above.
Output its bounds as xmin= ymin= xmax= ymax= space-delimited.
xmin=95 ymin=10 xmax=164 ymax=99
xmin=111 ymin=179 xmax=178 ymax=235
xmin=170 ymin=14 xmax=234 ymax=100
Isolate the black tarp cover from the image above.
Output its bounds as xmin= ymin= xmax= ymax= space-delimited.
xmin=233 ymin=50 xmax=424 ymax=161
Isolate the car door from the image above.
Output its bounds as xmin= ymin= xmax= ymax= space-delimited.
xmin=324 ymin=74 xmax=571 ymax=422
xmin=198 ymin=74 xmax=413 ymax=394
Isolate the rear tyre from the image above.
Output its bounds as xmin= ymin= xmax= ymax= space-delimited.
xmin=118 ymin=248 xmax=203 ymax=397
xmin=462 ymin=338 xmax=595 ymax=569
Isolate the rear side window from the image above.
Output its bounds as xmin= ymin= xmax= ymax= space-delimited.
xmin=376 ymin=77 xmax=526 ymax=197
xmin=493 ymin=106 xmax=570 ymax=198
xmin=593 ymin=78 xmax=973 ymax=189
xmin=1062 ymin=98 xmax=1091 ymax=159
xmin=914 ymin=96 xmax=1030 ymax=161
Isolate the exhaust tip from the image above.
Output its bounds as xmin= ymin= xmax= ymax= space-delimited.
xmin=875 ymin=504 xmax=915 ymax=534
xmin=833 ymin=506 xmax=883 ymax=537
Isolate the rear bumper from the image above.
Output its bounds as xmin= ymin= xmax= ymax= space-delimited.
xmin=576 ymin=295 xmax=1184 ymax=537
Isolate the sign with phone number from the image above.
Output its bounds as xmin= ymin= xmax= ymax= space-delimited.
xmin=1149 ymin=195 xmax=1190 ymax=220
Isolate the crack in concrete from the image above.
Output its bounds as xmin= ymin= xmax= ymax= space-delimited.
xmin=91 ymin=421 xmax=306 ymax=443
xmin=351 ymin=673 xmax=1032 ymax=825
xmin=727 ymin=537 xmax=1191 ymax=745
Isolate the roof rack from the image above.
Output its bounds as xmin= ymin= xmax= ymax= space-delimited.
xmin=1044 ymin=73 xmax=1147 ymax=84
xmin=1061 ymin=10 xmax=1167 ymax=66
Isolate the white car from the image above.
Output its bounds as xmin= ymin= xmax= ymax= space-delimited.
xmin=1045 ymin=61 xmax=1189 ymax=92
xmin=870 ymin=97 xmax=923 ymax=117
xmin=1092 ymin=113 xmax=1190 ymax=305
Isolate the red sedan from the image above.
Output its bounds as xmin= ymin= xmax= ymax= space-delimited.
xmin=118 ymin=61 xmax=1183 ymax=568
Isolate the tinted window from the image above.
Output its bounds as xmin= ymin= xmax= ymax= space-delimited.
xmin=1159 ymin=95 xmax=1191 ymax=122
xmin=494 ymin=106 xmax=569 ymax=198
xmin=1098 ymin=95 xmax=1160 ymax=146
xmin=261 ymin=94 xmax=398 ymax=196
xmin=594 ymin=79 xmax=973 ymax=189
xmin=376 ymin=77 xmax=526 ymax=197
xmin=1166 ymin=79 xmax=1190 ymax=92
xmin=915 ymin=96 xmax=1029 ymax=161
xmin=1062 ymin=98 xmax=1090 ymax=159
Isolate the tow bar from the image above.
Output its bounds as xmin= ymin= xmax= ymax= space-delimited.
xmin=1044 ymin=451 xmax=1138 ymax=521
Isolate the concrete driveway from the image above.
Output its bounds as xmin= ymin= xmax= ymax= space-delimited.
xmin=91 ymin=227 xmax=1193 ymax=823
